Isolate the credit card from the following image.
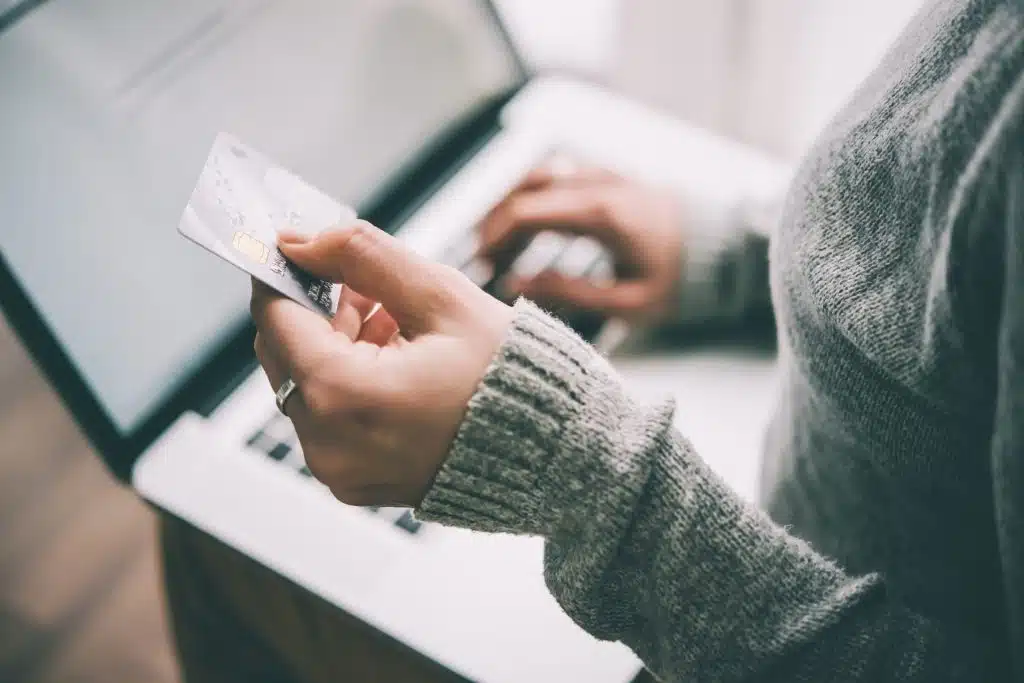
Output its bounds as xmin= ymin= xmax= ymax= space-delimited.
xmin=178 ymin=133 xmax=357 ymax=317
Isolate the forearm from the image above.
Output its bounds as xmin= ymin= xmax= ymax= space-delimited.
xmin=418 ymin=301 xmax=1005 ymax=682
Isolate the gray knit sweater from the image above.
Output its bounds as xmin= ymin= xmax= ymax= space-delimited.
xmin=419 ymin=1 xmax=1024 ymax=680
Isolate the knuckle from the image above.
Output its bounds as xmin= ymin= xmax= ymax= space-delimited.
xmin=296 ymin=359 xmax=344 ymax=420
xmin=345 ymin=220 xmax=379 ymax=255
xmin=297 ymin=351 xmax=381 ymax=422
xmin=498 ymin=195 xmax=533 ymax=232
xmin=349 ymin=218 xmax=374 ymax=239
xmin=420 ymin=265 xmax=464 ymax=315
xmin=505 ymin=194 xmax=528 ymax=220
xmin=300 ymin=379 xmax=338 ymax=422
xmin=594 ymin=191 xmax=622 ymax=226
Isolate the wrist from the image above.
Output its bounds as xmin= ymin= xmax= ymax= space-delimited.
xmin=417 ymin=299 xmax=614 ymax=535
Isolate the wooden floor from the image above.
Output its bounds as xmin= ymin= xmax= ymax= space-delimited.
xmin=0 ymin=318 xmax=180 ymax=683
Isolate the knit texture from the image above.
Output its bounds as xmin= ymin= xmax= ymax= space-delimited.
xmin=420 ymin=1 xmax=1024 ymax=680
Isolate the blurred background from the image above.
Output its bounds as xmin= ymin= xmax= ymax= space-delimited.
xmin=0 ymin=0 xmax=923 ymax=681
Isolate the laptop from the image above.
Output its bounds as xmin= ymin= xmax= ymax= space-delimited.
xmin=0 ymin=1 xmax=787 ymax=681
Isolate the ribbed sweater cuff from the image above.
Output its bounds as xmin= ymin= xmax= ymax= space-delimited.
xmin=417 ymin=298 xmax=613 ymax=535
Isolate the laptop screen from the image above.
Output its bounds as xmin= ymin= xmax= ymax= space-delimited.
xmin=0 ymin=0 xmax=522 ymax=433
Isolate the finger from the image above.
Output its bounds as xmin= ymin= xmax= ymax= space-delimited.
xmin=484 ymin=163 xmax=619 ymax=233
xmin=511 ymin=165 xmax=561 ymax=193
xmin=278 ymin=221 xmax=463 ymax=335
xmin=478 ymin=166 xmax=621 ymax=271
xmin=478 ymin=186 xmax=624 ymax=259
xmin=515 ymin=271 xmax=652 ymax=318
xmin=332 ymin=286 xmax=378 ymax=340
xmin=481 ymin=166 xmax=619 ymax=251
xmin=254 ymin=331 xmax=317 ymax=427
xmin=514 ymin=161 xmax=619 ymax=192
xmin=358 ymin=306 xmax=400 ymax=346
xmin=250 ymin=279 xmax=344 ymax=384
xmin=253 ymin=332 xmax=291 ymax=400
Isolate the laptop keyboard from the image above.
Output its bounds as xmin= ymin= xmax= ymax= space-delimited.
xmin=246 ymin=411 xmax=424 ymax=536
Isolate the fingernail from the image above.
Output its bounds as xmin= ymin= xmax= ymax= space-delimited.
xmin=278 ymin=230 xmax=311 ymax=245
xmin=363 ymin=302 xmax=382 ymax=324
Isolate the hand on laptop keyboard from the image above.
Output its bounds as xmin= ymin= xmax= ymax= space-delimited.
xmin=475 ymin=162 xmax=685 ymax=326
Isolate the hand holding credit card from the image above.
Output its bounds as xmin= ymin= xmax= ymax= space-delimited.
xmin=178 ymin=133 xmax=357 ymax=317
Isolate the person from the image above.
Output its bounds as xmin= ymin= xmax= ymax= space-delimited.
xmin=169 ymin=0 xmax=1023 ymax=680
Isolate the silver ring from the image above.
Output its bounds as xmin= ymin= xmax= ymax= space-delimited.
xmin=275 ymin=377 xmax=299 ymax=416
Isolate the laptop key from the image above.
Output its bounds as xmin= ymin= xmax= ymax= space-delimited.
xmin=585 ymin=253 xmax=615 ymax=283
xmin=554 ymin=236 xmax=605 ymax=277
xmin=485 ymin=232 xmax=572 ymax=301
xmin=247 ymin=431 xmax=279 ymax=453
xmin=508 ymin=232 xmax=569 ymax=280
xmin=394 ymin=510 xmax=422 ymax=534
xmin=267 ymin=442 xmax=292 ymax=461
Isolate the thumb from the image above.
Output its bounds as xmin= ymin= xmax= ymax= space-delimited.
xmin=278 ymin=221 xmax=459 ymax=335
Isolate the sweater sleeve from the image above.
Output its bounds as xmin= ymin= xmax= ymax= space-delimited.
xmin=991 ymin=152 xmax=1024 ymax=680
xmin=417 ymin=299 xmax=1011 ymax=682
xmin=671 ymin=193 xmax=777 ymax=327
